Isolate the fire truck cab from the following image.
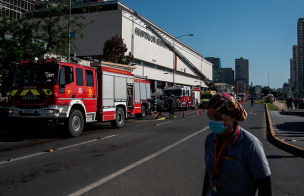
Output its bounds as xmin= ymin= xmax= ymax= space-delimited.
xmin=8 ymin=59 xmax=151 ymax=136
xmin=162 ymin=85 xmax=199 ymax=111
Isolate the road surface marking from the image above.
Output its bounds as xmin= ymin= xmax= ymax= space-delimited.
xmin=0 ymin=152 xmax=47 ymax=165
xmin=67 ymin=126 xmax=209 ymax=196
xmin=0 ymin=135 xmax=118 ymax=165
xmin=157 ymin=121 xmax=173 ymax=125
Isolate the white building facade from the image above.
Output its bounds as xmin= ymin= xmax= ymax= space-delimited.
xmin=60 ymin=1 xmax=213 ymax=92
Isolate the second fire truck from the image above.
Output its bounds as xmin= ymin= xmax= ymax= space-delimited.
xmin=162 ymin=86 xmax=201 ymax=110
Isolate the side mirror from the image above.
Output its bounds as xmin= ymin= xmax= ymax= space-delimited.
xmin=59 ymin=66 xmax=65 ymax=94
xmin=66 ymin=73 xmax=73 ymax=84
xmin=59 ymin=66 xmax=65 ymax=86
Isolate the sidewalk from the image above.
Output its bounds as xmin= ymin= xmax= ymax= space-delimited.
xmin=267 ymin=101 xmax=304 ymax=157
xmin=273 ymin=100 xmax=304 ymax=115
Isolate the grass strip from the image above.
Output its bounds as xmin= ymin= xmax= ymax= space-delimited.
xmin=255 ymin=99 xmax=278 ymax=110
xmin=265 ymin=103 xmax=278 ymax=110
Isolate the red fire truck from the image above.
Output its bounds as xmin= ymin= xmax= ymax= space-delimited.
xmin=8 ymin=59 xmax=151 ymax=136
xmin=162 ymin=85 xmax=200 ymax=110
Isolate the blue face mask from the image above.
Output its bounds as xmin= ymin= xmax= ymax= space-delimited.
xmin=208 ymin=120 xmax=227 ymax=134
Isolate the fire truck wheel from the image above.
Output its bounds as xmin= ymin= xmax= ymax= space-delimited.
xmin=135 ymin=105 xmax=146 ymax=118
xmin=67 ymin=109 xmax=84 ymax=137
xmin=111 ymin=107 xmax=125 ymax=128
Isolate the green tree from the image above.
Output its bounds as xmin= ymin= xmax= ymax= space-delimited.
xmin=102 ymin=34 xmax=133 ymax=65
xmin=0 ymin=1 xmax=93 ymax=97
xmin=0 ymin=13 xmax=43 ymax=97
xmin=261 ymin=86 xmax=272 ymax=95
xmin=31 ymin=0 xmax=93 ymax=56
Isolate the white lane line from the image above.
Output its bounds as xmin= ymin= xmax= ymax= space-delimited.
xmin=57 ymin=139 xmax=100 ymax=150
xmin=68 ymin=126 xmax=209 ymax=196
xmin=0 ymin=152 xmax=47 ymax=165
xmin=157 ymin=121 xmax=173 ymax=125
xmin=0 ymin=135 xmax=118 ymax=165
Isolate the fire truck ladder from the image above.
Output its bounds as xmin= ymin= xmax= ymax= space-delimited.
xmin=133 ymin=11 xmax=216 ymax=91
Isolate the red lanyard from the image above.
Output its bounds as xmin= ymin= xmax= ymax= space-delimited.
xmin=210 ymin=125 xmax=240 ymax=190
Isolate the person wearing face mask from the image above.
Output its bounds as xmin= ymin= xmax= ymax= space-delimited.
xmin=202 ymin=92 xmax=272 ymax=196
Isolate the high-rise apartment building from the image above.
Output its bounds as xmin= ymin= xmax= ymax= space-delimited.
xmin=222 ymin=68 xmax=234 ymax=85
xmin=206 ymin=57 xmax=222 ymax=83
xmin=290 ymin=45 xmax=298 ymax=88
xmin=297 ymin=18 xmax=304 ymax=90
xmin=205 ymin=57 xmax=221 ymax=69
xmin=235 ymin=57 xmax=249 ymax=91
xmin=0 ymin=0 xmax=35 ymax=19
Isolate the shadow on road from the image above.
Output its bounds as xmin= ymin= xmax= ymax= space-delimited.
xmin=276 ymin=122 xmax=304 ymax=133
xmin=0 ymin=123 xmax=112 ymax=142
xmin=266 ymin=155 xmax=299 ymax=159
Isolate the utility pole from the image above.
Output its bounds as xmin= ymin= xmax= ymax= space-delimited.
xmin=68 ymin=0 xmax=71 ymax=63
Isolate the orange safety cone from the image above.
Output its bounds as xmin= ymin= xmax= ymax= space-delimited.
xmin=183 ymin=111 xmax=186 ymax=118
xmin=195 ymin=109 xmax=199 ymax=115
xmin=200 ymin=109 xmax=203 ymax=114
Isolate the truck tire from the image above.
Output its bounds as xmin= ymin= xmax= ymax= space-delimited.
xmin=135 ymin=105 xmax=146 ymax=118
xmin=111 ymin=107 xmax=125 ymax=128
xmin=67 ymin=109 xmax=84 ymax=137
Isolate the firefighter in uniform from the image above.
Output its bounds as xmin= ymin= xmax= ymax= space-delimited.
xmin=170 ymin=94 xmax=176 ymax=118
xmin=167 ymin=95 xmax=172 ymax=117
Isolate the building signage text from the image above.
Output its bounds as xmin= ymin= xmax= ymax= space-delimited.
xmin=135 ymin=27 xmax=167 ymax=49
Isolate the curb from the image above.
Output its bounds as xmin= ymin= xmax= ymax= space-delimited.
xmin=265 ymin=104 xmax=304 ymax=158
xmin=281 ymin=108 xmax=304 ymax=115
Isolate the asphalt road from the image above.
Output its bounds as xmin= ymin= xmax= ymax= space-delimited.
xmin=0 ymin=103 xmax=303 ymax=196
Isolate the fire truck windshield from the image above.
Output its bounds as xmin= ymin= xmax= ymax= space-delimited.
xmin=163 ymin=89 xmax=182 ymax=97
xmin=13 ymin=64 xmax=59 ymax=85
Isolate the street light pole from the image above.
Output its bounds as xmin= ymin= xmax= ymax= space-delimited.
xmin=172 ymin=34 xmax=193 ymax=86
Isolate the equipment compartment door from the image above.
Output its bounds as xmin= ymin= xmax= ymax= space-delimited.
xmin=114 ymin=76 xmax=127 ymax=101
xmin=102 ymin=74 xmax=115 ymax=121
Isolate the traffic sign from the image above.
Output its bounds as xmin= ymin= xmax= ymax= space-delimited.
xmin=61 ymin=32 xmax=75 ymax=38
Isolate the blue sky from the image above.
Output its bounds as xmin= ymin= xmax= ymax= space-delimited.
xmin=121 ymin=0 xmax=304 ymax=89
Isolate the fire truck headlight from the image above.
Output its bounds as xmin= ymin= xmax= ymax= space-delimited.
xmin=8 ymin=109 xmax=15 ymax=114
xmin=44 ymin=109 xmax=59 ymax=114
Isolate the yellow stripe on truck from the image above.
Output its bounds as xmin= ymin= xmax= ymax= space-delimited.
xmin=11 ymin=90 xmax=18 ymax=96
xmin=30 ymin=89 xmax=40 ymax=95
xmin=42 ymin=89 xmax=52 ymax=95
xmin=19 ymin=90 xmax=29 ymax=96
